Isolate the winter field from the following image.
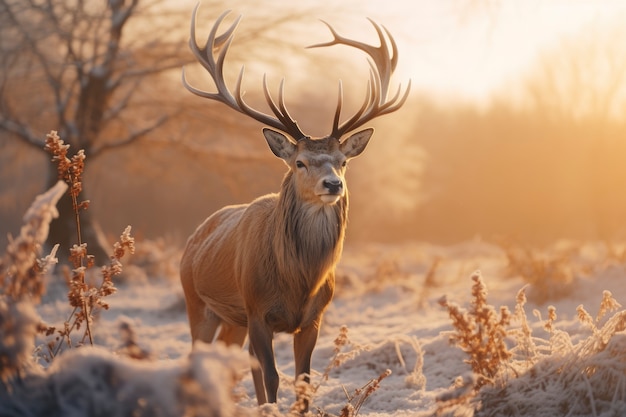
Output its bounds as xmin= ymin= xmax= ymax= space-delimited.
xmin=3 ymin=177 xmax=626 ymax=417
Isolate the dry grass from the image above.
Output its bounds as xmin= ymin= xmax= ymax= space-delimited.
xmin=0 ymin=131 xmax=254 ymax=417
xmin=336 ymin=369 xmax=392 ymax=417
xmin=0 ymin=180 xmax=66 ymax=384
xmin=0 ymin=130 xmax=138 ymax=379
xmin=476 ymin=296 xmax=626 ymax=416
xmin=0 ymin=236 xmax=248 ymax=415
xmin=438 ymin=271 xmax=512 ymax=390
xmin=40 ymin=131 xmax=135 ymax=359
xmin=0 ymin=131 xmax=134 ymax=370
xmin=498 ymin=239 xmax=577 ymax=304
xmin=437 ymin=268 xmax=626 ymax=417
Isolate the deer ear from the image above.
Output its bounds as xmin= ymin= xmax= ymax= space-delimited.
xmin=340 ymin=128 xmax=374 ymax=159
xmin=263 ymin=128 xmax=296 ymax=160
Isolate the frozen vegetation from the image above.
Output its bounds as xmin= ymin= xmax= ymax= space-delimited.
xmin=3 ymin=180 xmax=626 ymax=416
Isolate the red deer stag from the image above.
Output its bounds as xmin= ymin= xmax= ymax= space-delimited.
xmin=180 ymin=5 xmax=410 ymax=410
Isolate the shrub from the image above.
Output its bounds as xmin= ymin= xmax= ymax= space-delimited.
xmin=438 ymin=271 xmax=512 ymax=389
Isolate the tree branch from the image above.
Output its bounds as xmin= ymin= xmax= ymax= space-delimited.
xmin=91 ymin=114 xmax=170 ymax=156
xmin=0 ymin=118 xmax=45 ymax=151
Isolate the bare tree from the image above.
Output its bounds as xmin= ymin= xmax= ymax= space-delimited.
xmin=0 ymin=0 xmax=195 ymax=260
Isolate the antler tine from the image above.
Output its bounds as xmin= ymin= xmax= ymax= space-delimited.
xmin=183 ymin=5 xmax=307 ymax=141
xmin=310 ymin=18 xmax=410 ymax=140
xmin=331 ymin=79 xmax=372 ymax=139
xmin=331 ymin=81 xmax=344 ymax=138
xmin=183 ymin=8 xmax=236 ymax=104
xmin=262 ymin=77 xmax=307 ymax=139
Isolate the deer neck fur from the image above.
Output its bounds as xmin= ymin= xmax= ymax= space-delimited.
xmin=272 ymin=171 xmax=348 ymax=291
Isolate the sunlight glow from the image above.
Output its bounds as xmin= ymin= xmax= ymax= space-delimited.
xmin=357 ymin=0 xmax=626 ymax=103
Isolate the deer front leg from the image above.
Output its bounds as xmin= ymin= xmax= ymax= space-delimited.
xmin=293 ymin=322 xmax=320 ymax=413
xmin=249 ymin=342 xmax=267 ymax=405
xmin=248 ymin=318 xmax=279 ymax=404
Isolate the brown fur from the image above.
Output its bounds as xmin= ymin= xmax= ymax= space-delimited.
xmin=180 ymin=129 xmax=372 ymax=408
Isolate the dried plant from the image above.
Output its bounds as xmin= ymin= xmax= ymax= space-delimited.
xmin=508 ymin=286 xmax=538 ymax=365
xmin=417 ymin=256 xmax=441 ymax=309
xmin=319 ymin=325 xmax=352 ymax=385
xmin=435 ymin=273 xmax=626 ymax=416
xmin=499 ymin=239 xmax=575 ymax=304
xmin=116 ymin=319 xmax=151 ymax=360
xmin=573 ymin=291 xmax=624 ymax=356
xmin=42 ymin=130 xmax=135 ymax=356
xmin=338 ymin=369 xmax=392 ymax=417
xmin=45 ymin=226 xmax=135 ymax=357
xmin=476 ymin=293 xmax=626 ymax=416
xmin=439 ymin=271 xmax=512 ymax=389
xmin=0 ymin=181 xmax=67 ymax=385
xmin=44 ymin=130 xmax=94 ymax=345
xmin=44 ymin=131 xmax=90 ymax=226
xmin=0 ymin=181 xmax=67 ymax=302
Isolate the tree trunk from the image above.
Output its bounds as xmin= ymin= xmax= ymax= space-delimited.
xmin=46 ymin=163 xmax=110 ymax=264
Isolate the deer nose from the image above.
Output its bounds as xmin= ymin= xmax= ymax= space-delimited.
xmin=323 ymin=178 xmax=343 ymax=194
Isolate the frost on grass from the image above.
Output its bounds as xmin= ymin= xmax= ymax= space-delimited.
xmin=438 ymin=271 xmax=511 ymax=390
xmin=437 ymin=270 xmax=626 ymax=417
xmin=0 ymin=298 xmax=42 ymax=384
xmin=474 ymin=289 xmax=626 ymax=417
xmin=307 ymin=326 xmax=425 ymax=416
xmin=0 ymin=181 xmax=66 ymax=384
xmin=1 ymin=180 xmax=66 ymax=299
xmin=0 ymin=342 xmax=254 ymax=417
xmin=0 ymin=182 xmax=253 ymax=417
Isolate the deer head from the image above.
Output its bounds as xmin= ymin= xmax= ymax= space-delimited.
xmin=182 ymin=6 xmax=411 ymax=206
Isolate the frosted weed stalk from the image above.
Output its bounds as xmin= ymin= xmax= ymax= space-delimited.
xmin=0 ymin=181 xmax=67 ymax=384
xmin=329 ymin=326 xmax=393 ymax=417
xmin=43 ymin=131 xmax=135 ymax=357
xmin=475 ymin=291 xmax=626 ymax=417
xmin=43 ymin=226 xmax=135 ymax=358
xmin=436 ymin=270 xmax=626 ymax=416
xmin=438 ymin=271 xmax=512 ymax=389
xmin=336 ymin=369 xmax=392 ymax=417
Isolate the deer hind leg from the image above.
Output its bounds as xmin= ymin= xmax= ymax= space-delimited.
xmin=216 ymin=323 xmax=267 ymax=404
xmin=216 ymin=323 xmax=247 ymax=347
xmin=248 ymin=318 xmax=279 ymax=404
xmin=182 ymin=280 xmax=219 ymax=343
xmin=194 ymin=308 xmax=221 ymax=343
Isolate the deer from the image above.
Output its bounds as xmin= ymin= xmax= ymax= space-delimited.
xmin=179 ymin=4 xmax=410 ymax=411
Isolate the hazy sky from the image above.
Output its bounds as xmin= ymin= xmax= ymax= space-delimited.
xmin=351 ymin=0 xmax=626 ymax=103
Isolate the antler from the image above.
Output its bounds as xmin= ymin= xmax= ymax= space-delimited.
xmin=182 ymin=5 xmax=307 ymax=141
xmin=308 ymin=19 xmax=411 ymax=140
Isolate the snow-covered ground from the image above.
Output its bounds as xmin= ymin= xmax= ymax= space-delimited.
xmin=23 ymin=235 xmax=626 ymax=416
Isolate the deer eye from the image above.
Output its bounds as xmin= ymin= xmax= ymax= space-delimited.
xmin=296 ymin=160 xmax=306 ymax=169
xmin=341 ymin=160 xmax=347 ymax=167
